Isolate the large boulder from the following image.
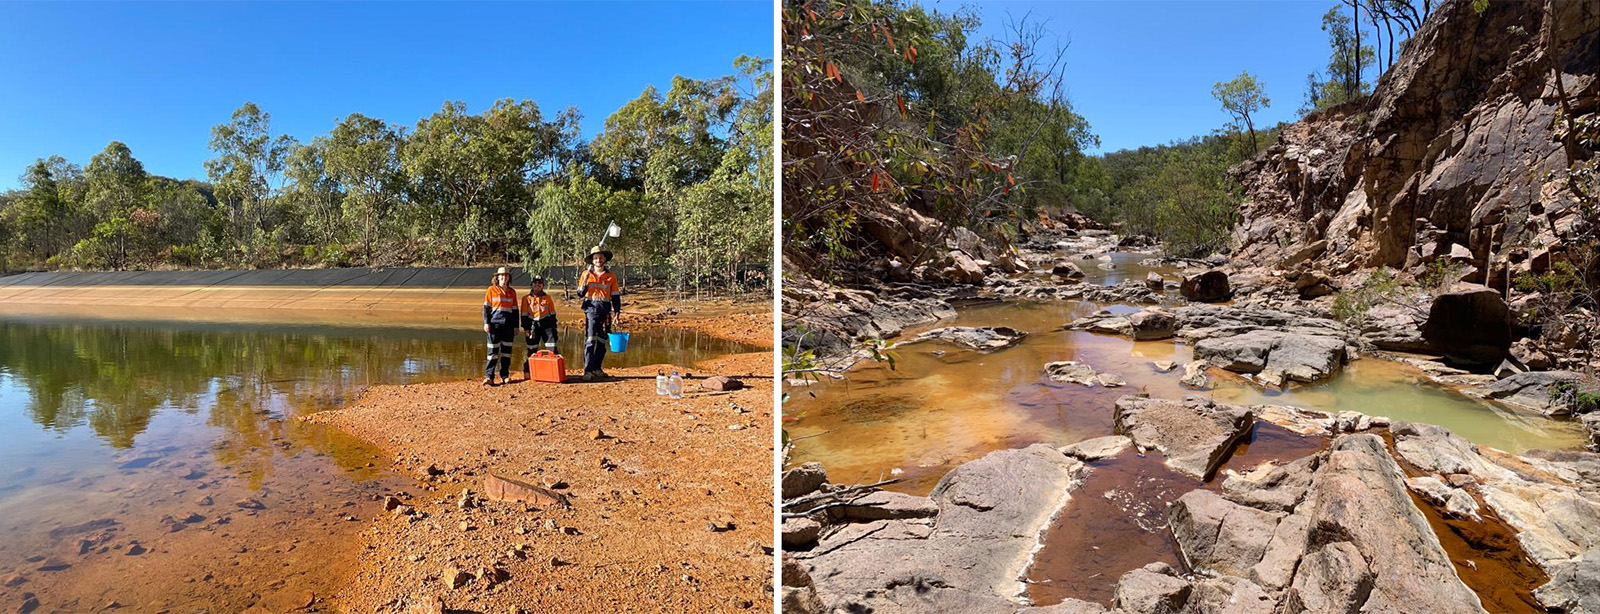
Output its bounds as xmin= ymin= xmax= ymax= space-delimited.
xmin=1535 ymin=548 xmax=1600 ymax=614
xmin=945 ymin=250 xmax=987 ymax=284
xmin=782 ymin=462 xmax=829 ymax=500
xmin=1193 ymin=330 xmax=1346 ymax=385
xmin=1053 ymin=261 xmax=1086 ymax=279
xmin=1113 ymin=396 xmax=1256 ymax=479
xmin=1421 ymin=284 xmax=1512 ymax=367
xmin=1129 ymin=308 xmax=1179 ymax=341
xmin=1113 ymin=563 xmax=1191 ymax=614
xmin=1298 ymin=435 xmax=1487 ymax=613
xmin=1180 ymin=270 xmax=1232 ymax=302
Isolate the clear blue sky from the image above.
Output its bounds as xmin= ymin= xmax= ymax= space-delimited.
xmin=0 ymin=1 xmax=772 ymax=190
xmin=938 ymin=0 xmax=1352 ymax=154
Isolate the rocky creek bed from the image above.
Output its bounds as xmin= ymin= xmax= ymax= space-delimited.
xmin=782 ymin=229 xmax=1600 ymax=614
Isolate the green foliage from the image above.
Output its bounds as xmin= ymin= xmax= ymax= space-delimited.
xmin=1418 ymin=257 xmax=1466 ymax=289
xmin=1549 ymin=380 xmax=1600 ymax=414
xmin=783 ymin=0 xmax=1094 ymax=282
xmin=1212 ymin=72 xmax=1270 ymax=153
xmin=0 ymin=59 xmax=771 ymax=288
xmin=1302 ymin=6 xmax=1375 ymax=114
xmin=1089 ymin=130 xmax=1272 ymax=258
xmin=1331 ymin=268 xmax=1399 ymax=326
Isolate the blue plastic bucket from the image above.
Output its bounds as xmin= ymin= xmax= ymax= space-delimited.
xmin=608 ymin=332 xmax=630 ymax=353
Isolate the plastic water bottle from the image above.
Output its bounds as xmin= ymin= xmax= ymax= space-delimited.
xmin=656 ymin=370 xmax=668 ymax=396
xmin=669 ymin=370 xmax=684 ymax=399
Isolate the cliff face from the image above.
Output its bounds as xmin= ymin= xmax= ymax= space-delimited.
xmin=1232 ymin=0 xmax=1598 ymax=287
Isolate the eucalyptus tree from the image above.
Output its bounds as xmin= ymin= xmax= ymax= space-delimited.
xmin=1212 ymin=71 xmax=1270 ymax=153
xmin=282 ymin=137 xmax=345 ymax=247
xmin=326 ymin=113 xmax=404 ymax=263
xmin=204 ymin=102 xmax=295 ymax=261
xmin=82 ymin=141 xmax=150 ymax=268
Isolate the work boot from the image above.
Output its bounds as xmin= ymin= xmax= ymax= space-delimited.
xmin=482 ymin=377 xmax=494 ymax=386
xmin=595 ymin=370 xmax=612 ymax=380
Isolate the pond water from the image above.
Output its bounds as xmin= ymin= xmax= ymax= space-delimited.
xmin=785 ymin=299 xmax=1588 ymax=495
xmin=0 ymin=314 xmax=755 ymax=612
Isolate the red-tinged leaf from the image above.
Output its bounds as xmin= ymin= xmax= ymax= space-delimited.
xmin=1007 ymin=173 xmax=1016 ymax=185
xmin=871 ymin=171 xmax=881 ymax=192
xmin=882 ymin=23 xmax=896 ymax=51
xmin=856 ymin=90 xmax=866 ymax=103
xmin=896 ymin=95 xmax=907 ymax=117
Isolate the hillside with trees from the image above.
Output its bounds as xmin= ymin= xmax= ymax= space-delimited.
xmin=0 ymin=57 xmax=772 ymax=291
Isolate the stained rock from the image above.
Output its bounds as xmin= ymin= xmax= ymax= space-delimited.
xmin=795 ymin=445 xmax=1084 ymax=612
xmin=781 ymin=462 xmax=828 ymax=500
xmin=1129 ymin=308 xmax=1178 ymax=341
xmin=912 ymin=326 xmax=1029 ymax=352
xmin=1045 ymin=361 xmax=1101 ymax=386
xmin=481 ymin=474 xmax=569 ymax=508
xmin=1113 ymin=396 xmax=1255 ymax=479
xmin=699 ymin=376 xmax=745 ymax=392
xmin=832 ymin=490 xmax=938 ymax=522
xmin=1180 ymin=361 xmax=1211 ymax=389
xmin=1053 ymin=262 xmax=1086 ymax=279
xmin=1059 ymin=435 xmax=1132 ymax=462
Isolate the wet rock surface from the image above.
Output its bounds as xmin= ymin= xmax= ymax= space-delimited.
xmin=913 ymin=326 xmax=1030 ymax=352
xmin=1390 ymin=420 xmax=1600 ymax=612
xmin=792 ymin=445 xmax=1085 ymax=613
xmin=1113 ymin=396 xmax=1256 ymax=480
xmin=1045 ymin=361 xmax=1125 ymax=388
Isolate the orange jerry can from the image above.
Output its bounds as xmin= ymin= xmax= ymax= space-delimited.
xmin=528 ymin=350 xmax=567 ymax=383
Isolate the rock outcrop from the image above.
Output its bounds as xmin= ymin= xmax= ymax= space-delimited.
xmin=1154 ymin=435 xmax=1489 ymax=614
xmin=1229 ymin=0 xmax=1599 ymax=291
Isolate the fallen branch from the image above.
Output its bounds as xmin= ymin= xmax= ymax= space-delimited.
xmin=781 ymin=478 xmax=899 ymax=512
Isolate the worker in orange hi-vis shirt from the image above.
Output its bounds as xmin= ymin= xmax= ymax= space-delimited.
xmin=518 ymin=276 xmax=558 ymax=381
xmin=481 ymin=267 xmax=519 ymax=386
xmin=577 ymin=246 xmax=622 ymax=382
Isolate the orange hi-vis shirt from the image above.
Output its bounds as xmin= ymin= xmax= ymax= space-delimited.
xmin=483 ymin=285 xmax=518 ymax=325
xmin=578 ymin=269 xmax=620 ymax=301
xmin=521 ymin=293 xmax=556 ymax=319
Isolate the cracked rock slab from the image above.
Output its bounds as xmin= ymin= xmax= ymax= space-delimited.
xmin=1113 ymin=396 xmax=1256 ymax=480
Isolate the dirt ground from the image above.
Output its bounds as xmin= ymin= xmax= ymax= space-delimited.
xmin=302 ymin=352 xmax=775 ymax=614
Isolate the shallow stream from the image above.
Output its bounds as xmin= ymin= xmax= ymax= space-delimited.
xmin=785 ymin=260 xmax=1586 ymax=608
